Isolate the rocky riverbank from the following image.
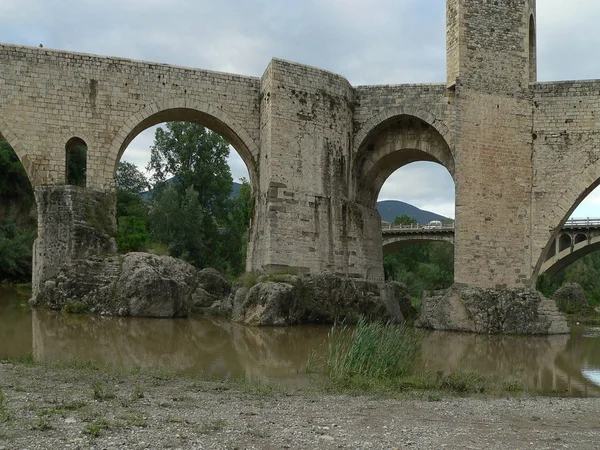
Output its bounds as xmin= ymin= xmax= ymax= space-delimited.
xmin=0 ymin=360 xmax=599 ymax=449
xmin=30 ymin=252 xmax=414 ymax=324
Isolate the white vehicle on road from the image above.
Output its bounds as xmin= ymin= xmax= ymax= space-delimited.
xmin=422 ymin=220 xmax=442 ymax=230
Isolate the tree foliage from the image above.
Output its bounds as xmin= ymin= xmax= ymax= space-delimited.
xmin=0 ymin=216 xmax=36 ymax=282
xmin=384 ymin=242 xmax=454 ymax=301
xmin=0 ymin=141 xmax=34 ymax=212
xmin=146 ymin=122 xmax=250 ymax=274
xmin=393 ymin=214 xmax=417 ymax=226
xmin=66 ymin=145 xmax=87 ymax=187
xmin=115 ymin=161 xmax=150 ymax=194
xmin=538 ymin=252 xmax=600 ymax=306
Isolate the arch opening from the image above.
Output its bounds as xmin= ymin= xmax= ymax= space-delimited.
xmin=575 ymin=233 xmax=588 ymax=245
xmin=559 ymin=234 xmax=572 ymax=253
xmin=0 ymin=139 xmax=37 ymax=283
xmin=115 ymin=117 xmax=253 ymax=277
xmin=356 ymin=114 xmax=455 ymax=209
xmin=65 ymin=137 xmax=88 ymax=188
xmin=114 ymin=107 xmax=257 ymax=190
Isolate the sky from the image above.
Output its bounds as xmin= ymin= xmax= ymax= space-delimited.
xmin=2 ymin=0 xmax=600 ymax=219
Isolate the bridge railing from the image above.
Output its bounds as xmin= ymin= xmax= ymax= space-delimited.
xmin=381 ymin=222 xmax=455 ymax=231
xmin=564 ymin=218 xmax=600 ymax=227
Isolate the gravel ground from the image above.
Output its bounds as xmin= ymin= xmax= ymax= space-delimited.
xmin=1 ymin=361 xmax=599 ymax=449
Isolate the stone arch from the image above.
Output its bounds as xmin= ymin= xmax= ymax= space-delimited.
xmin=533 ymin=165 xmax=600 ymax=279
xmin=354 ymin=110 xmax=455 ymax=208
xmin=0 ymin=116 xmax=36 ymax=186
xmin=575 ymin=233 xmax=587 ymax=245
xmin=65 ymin=137 xmax=88 ymax=187
xmin=100 ymin=98 xmax=260 ymax=192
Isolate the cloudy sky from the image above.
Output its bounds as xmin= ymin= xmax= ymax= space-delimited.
xmin=2 ymin=0 xmax=600 ymax=219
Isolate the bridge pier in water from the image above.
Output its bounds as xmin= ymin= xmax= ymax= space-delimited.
xmin=32 ymin=186 xmax=117 ymax=298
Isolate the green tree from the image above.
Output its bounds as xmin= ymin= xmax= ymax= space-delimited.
xmin=114 ymin=161 xmax=150 ymax=253
xmin=147 ymin=122 xmax=232 ymax=218
xmin=0 ymin=216 xmax=36 ymax=282
xmin=393 ymin=214 xmax=417 ymax=226
xmin=115 ymin=161 xmax=150 ymax=194
xmin=0 ymin=141 xmax=34 ymax=213
xmin=66 ymin=145 xmax=87 ymax=187
xmin=146 ymin=122 xmax=249 ymax=273
xmin=150 ymin=185 xmax=207 ymax=265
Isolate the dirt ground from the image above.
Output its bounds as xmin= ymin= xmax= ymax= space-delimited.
xmin=0 ymin=361 xmax=599 ymax=449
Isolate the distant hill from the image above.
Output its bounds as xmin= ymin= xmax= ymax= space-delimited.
xmin=376 ymin=200 xmax=451 ymax=224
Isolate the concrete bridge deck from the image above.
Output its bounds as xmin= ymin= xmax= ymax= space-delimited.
xmin=382 ymin=219 xmax=600 ymax=275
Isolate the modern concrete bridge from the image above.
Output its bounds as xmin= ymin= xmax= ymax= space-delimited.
xmin=382 ymin=219 xmax=600 ymax=276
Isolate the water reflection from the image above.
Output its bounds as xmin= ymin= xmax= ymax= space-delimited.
xmin=2 ymin=285 xmax=600 ymax=396
xmin=0 ymin=286 xmax=32 ymax=358
xmin=32 ymin=309 xmax=330 ymax=380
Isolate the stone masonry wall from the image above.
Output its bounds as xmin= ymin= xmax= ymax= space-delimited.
xmin=32 ymin=186 xmax=117 ymax=296
xmin=0 ymin=44 xmax=261 ymax=191
xmin=252 ymin=59 xmax=383 ymax=280
xmin=531 ymin=81 xmax=600 ymax=276
xmin=451 ymin=0 xmax=536 ymax=288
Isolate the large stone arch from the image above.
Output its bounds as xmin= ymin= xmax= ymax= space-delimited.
xmin=532 ymin=164 xmax=600 ymax=279
xmin=354 ymin=110 xmax=455 ymax=208
xmin=98 ymin=98 xmax=260 ymax=192
xmin=0 ymin=115 xmax=37 ymax=186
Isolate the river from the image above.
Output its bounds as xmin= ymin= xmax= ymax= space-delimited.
xmin=1 ymin=285 xmax=599 ymax=396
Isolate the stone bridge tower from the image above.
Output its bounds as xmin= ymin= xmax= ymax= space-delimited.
xmin=446 ymin=0 xmax=538 ymax=288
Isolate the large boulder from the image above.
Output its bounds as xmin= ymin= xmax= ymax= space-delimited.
xmin=416 ymin=285 xmax=569 ymax=335
xmin=190 ymin=268 xmax=233 ymax=315
xmin=30 ymin=253 xmax=198 ymax=318
xmin=232 ymin=273 xmax=409 ymax=326
xmin=553 ymin=283 xmax=589 ymax=314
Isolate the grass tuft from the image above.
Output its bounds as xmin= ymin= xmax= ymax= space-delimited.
xmin=326 ymin=317 xmax=420 ymax=381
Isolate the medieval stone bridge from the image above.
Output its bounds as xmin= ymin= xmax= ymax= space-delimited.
xmin=382 ymin=220 xmax=600 ymax=277
xmin=2 ymin=0 xmax=600 ymax=299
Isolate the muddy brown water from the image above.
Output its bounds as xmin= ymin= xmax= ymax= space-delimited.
xmin=2 ymin=285 xmax=600 ymax=396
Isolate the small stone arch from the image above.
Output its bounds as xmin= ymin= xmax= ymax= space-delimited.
xmin=65 ymin=137 xmax=88 ymax=187
xmin=354 ymin=111 xmax=455 ymax=208
xmin=99 ymin=98 xmax=260 ymax=192
xmin=575 ymin=233 xmax=587 ymax=245
xmin=558 ymin=234 xmax=572 ymax=252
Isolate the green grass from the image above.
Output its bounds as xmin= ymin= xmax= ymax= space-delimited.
xmin=326 ymin=317 xmax=420 ymax=381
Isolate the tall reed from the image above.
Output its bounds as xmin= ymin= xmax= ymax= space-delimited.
xmin=326 ymin=317 xmax=420 ymax=381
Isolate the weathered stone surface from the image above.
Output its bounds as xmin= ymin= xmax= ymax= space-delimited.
xmin=191 ymin=268 xmax=233 ymax=315
xmin=30 ymin=253 xmax=197 ymax=318
xmin=553 ymin=283 xmax=589 ymax=313
xmin=416 ymin=286 xmax=569 ymax=335
xmin=118 ymin=253 xmax=196 ymax=317
xmin=232 ymin=274 xmax=409 ymax=326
